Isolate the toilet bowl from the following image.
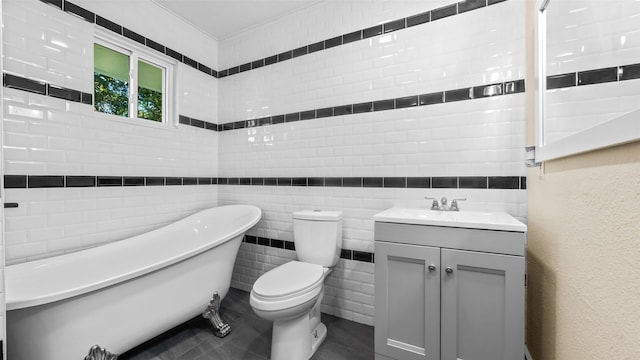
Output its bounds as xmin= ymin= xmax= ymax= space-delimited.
xmin=250 ymin=261 xmax=331 ymax=360
xmin=250 ymin=210 xmax=343 ymax=360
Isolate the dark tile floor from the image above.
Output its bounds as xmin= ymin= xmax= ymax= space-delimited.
xmin=120 ymin=288 xmax=374 ymax=360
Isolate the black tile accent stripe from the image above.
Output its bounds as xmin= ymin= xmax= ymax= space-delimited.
xmin=459 ymin=0 xmax=487 ymax=14
xmin=3 ymin=175 xmax=27 ymax=189
xmin=383 ymin=177 xmax=406 ymax=188
xmin=343 ymin=30 xmax=362 ymax=44
xmin=124 ymin=176 xmax=145 ymax=186
xmin=384 ymin=19 xmax=406 ymax=33
xmin=145 ymin=39 xmax=165 ymax=53
xmin=146 ymin=177 xmax=165 ymax=186
xmin=353 ymin=251 xmax=374 ymax=263
xmin=48 ymin=84 xmax=81 ymax=102
xmin=620 ymin=63 xmax=640 ymax=81
xmin=578 ymin=67 xmax=617 ymax=86
xmin=407 ymin=177 xmax=430 ymax=188
xmin=3 ymin=73 xmax=93 ymax=105
xmin=489 ymin=176 xmax=520 ymax=189
xmin=66 ymin=176 xmax=96 ymax=187
xmin=28 ymin=175 xmax=64 ymax=188
xmin=123 ymin=27 xmax=145 ymax=45
xmin=432 ymin=177 xmax=458 ymax=188
xmin=96 ymin=15 xmax=122 ymax=35
xmin=407 ymin=12 xmax=430 ymax=27
xmin=431 ymin=3 xmax=458 ymax=21
xmin=363 ymin=177 xmax=383 ymax=188
xmin=547 ymin=73 xmax=576 ymax=89
xmin=220 ymin=79 xmax=525 ymax=131
xmin=97 ymin=176 xmax=123 ymax=187
xmin=178 ymin=115 xmax=219 ymax=131
xmin=246 ymin=235 xmax=372 ymax=263
xmin=3 ymin=73 xmax=46 ymax=94
xmin=459 ymin=176 xmax=487 ymax=189
xmin=4 ymin=175 xmax=527 ymax=189
xmin=64 ymin=1 xmax=95 ymax=22
xmin=4 ymin=203 xmax=19 ymax=208
xmin=40 ymin=0 xmax=63 ymax=9
xmin=546 ymin=63 xmax=640 ymax=90
xmin=363 ymin=25 xmax=383 ymax=39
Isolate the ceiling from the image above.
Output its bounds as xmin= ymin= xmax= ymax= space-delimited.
xmin=152 ymin=0 xmax=322 ymax=41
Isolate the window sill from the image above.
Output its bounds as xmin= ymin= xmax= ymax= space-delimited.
xmin=92 ymin=109 xmax=177 ymax=131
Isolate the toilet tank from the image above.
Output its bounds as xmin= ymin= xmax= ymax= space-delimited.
xmin=292 ymin=210 xmax=343 ymax=267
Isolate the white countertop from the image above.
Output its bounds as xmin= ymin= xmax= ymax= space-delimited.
xmin=373 ymin=207 xmax=527 ymax=232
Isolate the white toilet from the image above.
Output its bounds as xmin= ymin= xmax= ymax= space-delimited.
xmin=250 ymin=210 xmax=343 ymax=360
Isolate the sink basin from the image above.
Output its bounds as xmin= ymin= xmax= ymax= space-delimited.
xmin=373 ymin=207 xmax=526 ymax=232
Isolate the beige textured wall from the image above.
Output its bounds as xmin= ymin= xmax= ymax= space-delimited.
xmin=524 ymin=2 xmax=640 ymax=359
xmin=526 ymin=143 xmax=640 ymax=359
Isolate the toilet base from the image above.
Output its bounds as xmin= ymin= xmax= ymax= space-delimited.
xmin=270 ymin=317 xmax=327 ymax=360
xmin=310 ymin=322 xmax=327 ymax=358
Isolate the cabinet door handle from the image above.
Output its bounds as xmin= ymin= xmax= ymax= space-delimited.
xmin=428 ymin=264 xmax=436 ymax=271
xmin=445 ymin=267 xmax=453 ymax=274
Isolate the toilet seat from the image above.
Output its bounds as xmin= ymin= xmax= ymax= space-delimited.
xmin=251 ymin=261 xmax=325 ymax=312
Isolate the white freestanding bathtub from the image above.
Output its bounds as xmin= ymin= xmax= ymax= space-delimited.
xmin=6 ymin=204 xmax=262 ymax=360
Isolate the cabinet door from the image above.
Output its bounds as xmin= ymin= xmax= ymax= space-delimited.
xmin=440 ymin=249 xmax=525 ymax=360
xmin=375 ymin=241 xmax=441 ymax=360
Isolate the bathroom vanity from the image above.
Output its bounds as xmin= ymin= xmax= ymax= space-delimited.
xmin=373 ymin=208 xmax=527 ymax=360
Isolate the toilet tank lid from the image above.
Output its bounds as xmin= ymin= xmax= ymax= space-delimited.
xmin=293 ymin=210 xmax=343 ymax=221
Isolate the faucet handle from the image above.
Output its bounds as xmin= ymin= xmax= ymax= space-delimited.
xmin=425 ymin=197 xmax=440 ymax=210
xmin=451 ymin=198 xmax=467 ymax=211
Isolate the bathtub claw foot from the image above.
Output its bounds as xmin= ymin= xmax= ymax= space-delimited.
xmin=203 ymin=292 xmax=231 ymax=338
xmin=84 ymin=345 xmax=119 ymax=360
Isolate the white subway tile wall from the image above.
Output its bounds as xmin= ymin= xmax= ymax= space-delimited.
xmin=4 ymin=186 xmax=217 ymax=265
xmin=544 ymin=0 xmax=640 ymax=144
xmin=1 ymin=0 xmax=7 ymax=344
xmin=219 ymin=2 xmax=525 ymax=122
xmin=3 ymin=0 xmax=94 ymax=92
xmin=219 ymin=0 xmax=527 ymax=325
xmin=219 ymin=0 xmax=457 ymax=69
xmin=0 ymin=0 xmax=533 ymax=327
xmin=546 ymin=0 xmax=640 ymax=74
xmin=2 ymin=0 xmax=220 ymax=264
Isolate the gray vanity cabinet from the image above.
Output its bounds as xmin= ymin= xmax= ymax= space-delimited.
xmin=439 ymin=248 xmax=525 ymax=360
xmin=374 ymin=241 xmax=441 ymax=360
xmin=374 ymin=221 xmax=526 ymax=360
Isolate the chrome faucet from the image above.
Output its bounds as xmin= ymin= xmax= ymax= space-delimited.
xmin=450 ymin=198 xmax=466 ymax=211
xmin=424 ymin=196 xmax=467 ymax=211
xmin=424 ymin=197 xmax=440 ymax=210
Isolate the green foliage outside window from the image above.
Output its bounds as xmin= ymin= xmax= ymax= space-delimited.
xmin=137 ymin=60 xmax=163 ymax=122
xmin=137 ymin=87 xmax=162 ymax=122
xmin=94 ymin=43 xmax=164 ymax=122
xmin=94 ymin=73 xmax=129 ymax=117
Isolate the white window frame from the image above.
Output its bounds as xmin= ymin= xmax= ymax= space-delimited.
xmin=94 ymin=28 xmax=178 ymax=128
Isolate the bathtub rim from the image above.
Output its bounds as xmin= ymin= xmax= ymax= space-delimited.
xmin=6 ymin=204 xmax=261 ymax=311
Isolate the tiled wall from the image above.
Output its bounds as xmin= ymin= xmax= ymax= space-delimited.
xmin=544 ymin=0 xmax=640 ymax=144
xmin=2 ymin=0 xmax=530 ymax=328
xmin=220 ymin=0 xmax=527 ymax=325
xmin=0 ymin=0 xmax=5 ymax=349
xmin=1 ymin=0 xmax=220 ymax=264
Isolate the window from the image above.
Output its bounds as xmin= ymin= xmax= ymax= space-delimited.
xmin=94 ymin=34 xmax=173 ymax=124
